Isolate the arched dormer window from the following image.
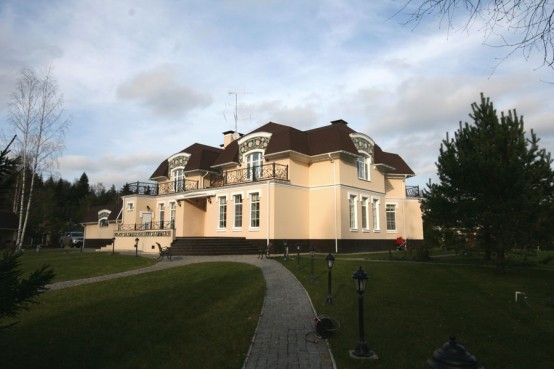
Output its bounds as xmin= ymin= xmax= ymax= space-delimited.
xmin=350 ymin=133 xmax=374 ymax=182
xmin=357 ymin=152 xmax=371 ymax=180
xmin=168 ymin=152 xmax=190 ymax=192
xmin=172 ymin=167 xmax=184 ymax=192
xmin=246 ymin=151 xmax=263 ymax=180
xmin=98 ymin=209 xmax=111 ymax=228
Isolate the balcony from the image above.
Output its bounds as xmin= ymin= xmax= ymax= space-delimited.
xmin=406 ymin=185 xmax=420 ymax=198
xmin=210 ymin=163 xmax=289 ymax=187
xmin=125 ymin=179 xmax=199 ymax=196
xmin=118 ymin=221 xmax=175 ymax=231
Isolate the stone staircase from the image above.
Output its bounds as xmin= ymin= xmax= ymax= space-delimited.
xmin=169 ymin=237 xmax=259 ymax=256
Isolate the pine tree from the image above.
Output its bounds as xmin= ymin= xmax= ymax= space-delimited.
xmin=422 ymin=93 xmax=554 ymax=271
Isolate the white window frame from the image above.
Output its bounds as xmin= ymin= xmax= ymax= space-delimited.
xmin=98 ymin=218 xmax=109 ymax=228
xmin=218 ymin=195 xmax=227 ymax=229
xmin=386 ymin=203 xmax=397 ymax=232
xmin=158 ymin=203 xmax=165 ymax=229
xmin=249 ymin=192 xmax=261 ymax=229
xmin=357 ymin=152 xmax=371 ymax=181
xmin=349 ymin=193 xmax=358 ymax=230
xmin=172 ymin=167 xmax=185 ymax=192
xmin=361 ymin=196 xmax=370 ymax=231
xmin=246 ymin=151 xmax=263 ymax=181
xmin=126 ymin=202 xmax=134 ymax=211
xmin=372 ymin=197 xmax=381 ymax=231
xmin=233 ymin=194 xmax=243 ymax=229
xmin=169 ymin=201 xmax=176 ymax=229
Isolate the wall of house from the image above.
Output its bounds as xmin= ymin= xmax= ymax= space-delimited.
xmin=272 ymin=182 xmax=309 ymax=240
xmin=181 ymin=198 xmax=207 ymax=236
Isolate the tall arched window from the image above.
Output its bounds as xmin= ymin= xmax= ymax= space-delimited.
xmin=246 ymin=152 xmax=262 ymax=180
xmin=357 ymin=153 xmax=371 ymax=180
xmin=172 ymin=168 xmax=184 ymax=192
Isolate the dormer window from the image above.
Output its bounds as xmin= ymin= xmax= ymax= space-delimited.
xmin=172 ymin=168 xmax=184 ymax=192
xmin=357 ymin=154 xmax=370 ymax=180
xmin=246 ymin=152 xmax=263 ymax=181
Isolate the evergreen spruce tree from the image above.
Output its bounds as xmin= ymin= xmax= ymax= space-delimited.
xmin=422 ymin=93 xmax=554 ymax=272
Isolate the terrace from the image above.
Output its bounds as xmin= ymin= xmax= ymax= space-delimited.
xmin=124 ymin=163 xmax=289 ymax=196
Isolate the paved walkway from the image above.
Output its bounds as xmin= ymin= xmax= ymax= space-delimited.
xmin=47 ymin=255 xmax=336 ymax=369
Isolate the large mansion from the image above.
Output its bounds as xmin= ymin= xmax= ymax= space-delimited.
xmin=82 ymin=119 xmax=423 ymax=255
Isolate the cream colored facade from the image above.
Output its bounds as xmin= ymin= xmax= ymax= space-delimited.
xmin=85 ymin=120 xmax=423 ymax=254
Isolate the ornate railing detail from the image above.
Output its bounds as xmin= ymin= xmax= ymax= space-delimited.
xmin=158 ymin=179 xmax=198 ymax=195
xmin=210 ymin=163 xmax=288 ymax=187
xmin=406 ymin=185 xmax=420 ymax=198
xmin=118 ymin=221 xmax=175 ymax=231
xmin=126 ymin=182 xmax=159 ymax=196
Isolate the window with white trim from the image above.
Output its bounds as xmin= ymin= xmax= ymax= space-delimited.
xmin=349 ymin=194 xmax=358 ymax=230
xmin=218 ymin=196 xmax=227 ymax=229
xmin=246 ymin=152 xmax=262 ymax=181
xmin=372 ymin=198 xmax=380 ymax=231
xmin=357 ymin=154 xmax=370 ymax=180
xmin=169 ymin=202 xmax=176 ymax=229
xmin=234 ymin=194 xmax=243 ymax=228
xmin=361 ymin=196 xmax=369 ymax=230
xmin=386 ymin=204 xmax=397 ymax=231
xmin=99 ymin=218 xmax=109 ymax=228
xmin=172 ymin=168 xmax=184 ymax=192
xmin=126 ymin=202 xmax=134 ymax=211
xmin=250 ymin=192 xmax=260 ymax=228
xmin=158 ymin=203 xmax=165 ymax=229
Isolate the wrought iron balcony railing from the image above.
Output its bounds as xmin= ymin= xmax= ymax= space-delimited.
xmin=118 ymin=221 xmax=175 ymax=231
xmin=406 ymin=185 xmax=420 ymax=198
xmin=124 ymin=179 xmax=199 ymax=196
xmin=209 ymin=163 xmax=289 ymax=187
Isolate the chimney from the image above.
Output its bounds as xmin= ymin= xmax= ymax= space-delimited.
xmin=223 ymin=130 xmax=241 ymax=148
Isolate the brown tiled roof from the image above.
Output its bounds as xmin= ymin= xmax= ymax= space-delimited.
xmin=156 ymin=120 xmax=415 ymax=176
xmin=150 ymin=143 xmax=223 ymax=179
xmin=82 ymin=203 xmax=122 ymax=223
xmin=374 ymin=145 xmax=415 ymax=176
xmin=0 ymin=210 xmax=18 ymax=230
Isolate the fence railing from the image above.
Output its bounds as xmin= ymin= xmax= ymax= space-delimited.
xmin=406 ymin=185 xmax=420 ymax=198
xmin=118 ymin=221 xmax=175 ymax=231
xmin=210 ymin=163 xmax=288 ymax=187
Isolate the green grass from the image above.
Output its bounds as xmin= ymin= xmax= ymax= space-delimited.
xmin=283 ymin=254 xmax=554 ymax=369
xmin=16 ymin=248 xmax=157 ymax=282
xmin=0 ymin=262 xmax=265 ymax=369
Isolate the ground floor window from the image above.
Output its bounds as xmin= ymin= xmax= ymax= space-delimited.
xmin=158 ymin=203 xmax=165 ymax=229
xmin=234 ymin=194 xmax=243 ymax=228
xmin=169 ymin=202 xmax=176 ymax=229
xmin=372 ymin=198 xmax=380 ymax=231
xmin=349 ymin=194 xmax=358 ymax=230
xmin=386 ymin=203 xmax=397 ymax=231
xmin=250 ymin=192 xmax=260 ymax=228
xmin=218 ymin=196 xmax=227 ymax=229
xmin=361 ymin=196 xmax=369 ymax=230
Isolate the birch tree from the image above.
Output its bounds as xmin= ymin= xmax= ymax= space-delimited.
xmin=8 ymin=67 xmax=68 ymax=250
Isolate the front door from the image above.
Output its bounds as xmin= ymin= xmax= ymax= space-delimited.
xmin=142 ymin=212 xmax=153 ymax=230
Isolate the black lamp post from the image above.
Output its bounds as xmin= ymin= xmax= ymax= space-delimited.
xmin=350 ymin=266 xmax=377 ymax=359
xmin=296 ymin=244 xmax=301 ymax=270
xmin=310 ymin=246 xmax=315 ymax=282
xmin=283 ymin=241 xmax=288 ymax=261
xmin=111 ymin=237 xmax=116 ymax=255
xmin=134 ymin=237 xmax=139 ymax=257
xmin=325 ymin=253 xmax=335 ymax=305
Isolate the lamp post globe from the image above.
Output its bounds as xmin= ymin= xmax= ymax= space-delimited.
xmin=134 ymin=237 xmax=139 ymax=257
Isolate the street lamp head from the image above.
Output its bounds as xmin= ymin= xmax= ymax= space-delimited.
xmin=352 ymin=266 xmax=368 ymax=294
xmin=112 ymin=237 xmax=115 ymax=243
xmin=310 ymin=246 xmax=315 ymax=257
xmin=134 ymin=238 xmax=139 ymax=245
xmin=326 ymin=253 xmax=335 ymax=269
xmin=297 ymin=245 xmax=300 ymax=252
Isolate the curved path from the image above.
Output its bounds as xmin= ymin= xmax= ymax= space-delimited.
xmin=47 ymin=255 xmax=336 ymax=369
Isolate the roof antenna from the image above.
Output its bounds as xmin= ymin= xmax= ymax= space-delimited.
xmin=228 ymin=91 xmax=250 ymax=132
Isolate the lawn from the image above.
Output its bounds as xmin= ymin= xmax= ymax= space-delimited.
xmin=17 ymin=248 xmax=157 ymax=282
xmin=0 ymin=261 xmax=265 ymax=369
xmin=283 ymin=253 xmax=554 ymax=369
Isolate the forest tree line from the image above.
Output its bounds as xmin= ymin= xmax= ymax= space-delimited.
xmin=2 ymin=170 xmax=126 ymax=247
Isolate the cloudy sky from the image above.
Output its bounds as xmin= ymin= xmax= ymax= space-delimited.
xmin=1 ymin=0 xmax=552 ymax=191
